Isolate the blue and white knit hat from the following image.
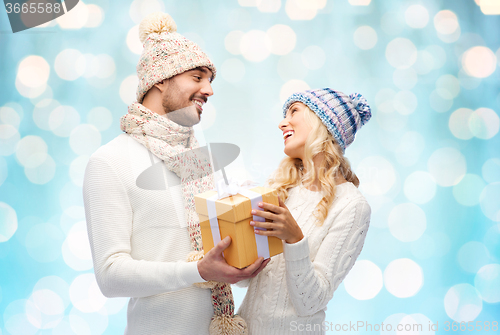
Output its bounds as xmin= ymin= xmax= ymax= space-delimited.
xmin=282 ymin=88 xmax=372 ymax=152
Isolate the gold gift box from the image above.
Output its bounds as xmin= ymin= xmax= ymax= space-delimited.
xmin=194 ymin=186 xmax=284 ymax=268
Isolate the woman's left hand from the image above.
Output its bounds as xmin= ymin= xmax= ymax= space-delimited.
xmin=250 ymin=196 xmax=304 ymax=244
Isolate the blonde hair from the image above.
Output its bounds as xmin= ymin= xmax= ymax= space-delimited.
xmin=267 ymin=105 xmax=359 ymax=225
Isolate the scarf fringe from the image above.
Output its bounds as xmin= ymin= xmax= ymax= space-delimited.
xmin=210 ymin=314 xmax=248 ymax=335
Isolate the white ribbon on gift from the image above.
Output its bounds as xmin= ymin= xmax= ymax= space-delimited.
xmin=206 ymin=193 xmax=223 ymax=249
xmin=205 ymin=178 xmax=271 ymax=259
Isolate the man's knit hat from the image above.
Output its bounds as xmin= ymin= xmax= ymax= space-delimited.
xmin=136 ymin=12 xmax=217 ymax=103
xmin=283 ymin=88 xmax=372 ymax=152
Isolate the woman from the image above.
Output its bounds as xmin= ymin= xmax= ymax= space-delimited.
xmin=238 ymin=88 xmax=372 ymax=334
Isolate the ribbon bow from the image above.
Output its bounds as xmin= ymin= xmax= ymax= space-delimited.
xmin=215 ymin=177 xmax=258 ymax=199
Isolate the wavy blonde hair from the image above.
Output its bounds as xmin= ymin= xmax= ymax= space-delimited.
xmin=267 ymin=104 xmax=359 ymax=225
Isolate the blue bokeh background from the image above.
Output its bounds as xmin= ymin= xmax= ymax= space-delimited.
xmin=1 ymin=0 xmax=499 ymax=334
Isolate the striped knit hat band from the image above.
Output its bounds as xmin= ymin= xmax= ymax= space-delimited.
xmin=282 ymin=88 xmax=372 ymax=152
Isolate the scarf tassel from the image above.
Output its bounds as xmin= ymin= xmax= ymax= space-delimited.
xmin=210 ymin=314 xmax=248 ymax=335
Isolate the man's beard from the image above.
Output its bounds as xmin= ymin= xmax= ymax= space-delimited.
xmin=161 ymin=82 xmax=200 ymax=127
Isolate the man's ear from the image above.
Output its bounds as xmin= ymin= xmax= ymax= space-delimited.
xmin=153 ymin=79 xmax=167 ymax=93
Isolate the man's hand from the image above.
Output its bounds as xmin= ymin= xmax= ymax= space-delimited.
xmin=197 ymin=236 xmax=270 ymax=284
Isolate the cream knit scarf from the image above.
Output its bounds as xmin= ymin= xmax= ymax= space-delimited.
xmin=120 ymin=102 xmax=247 ymax=335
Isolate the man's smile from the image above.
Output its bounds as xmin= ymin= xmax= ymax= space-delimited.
xmin=192 ymin=99 xmax=205 ymax=112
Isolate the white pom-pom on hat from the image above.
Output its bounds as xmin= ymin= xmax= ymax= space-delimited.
xmin=138 ymin=12 xmax=177 ymax=44
xmin=348 ymin=93 xmax=372 ymax=126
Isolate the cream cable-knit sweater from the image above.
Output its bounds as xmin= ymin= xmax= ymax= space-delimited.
xmin=83 ymin=134 xmax=213 ymax=335
xmin=238 ymin=182 xmax=371 ymax=335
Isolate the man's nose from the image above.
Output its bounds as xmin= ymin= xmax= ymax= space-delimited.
xmin=200 ymin=81 xmax=213 ymax=97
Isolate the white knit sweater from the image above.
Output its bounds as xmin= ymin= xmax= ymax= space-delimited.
xmin=238 ymin=182 xmax=371 ymax=335
xmin=83 ymin=134 xmax=213 ymax=335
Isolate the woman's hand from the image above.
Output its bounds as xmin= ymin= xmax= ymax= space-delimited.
xmin=250 ymin=196 xmax=304 ymax=244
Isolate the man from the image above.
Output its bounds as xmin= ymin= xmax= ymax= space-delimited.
xmin=83 ymin=12 xmax=268 ymax=335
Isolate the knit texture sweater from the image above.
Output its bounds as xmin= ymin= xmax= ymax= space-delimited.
xmin=238 ymin=182 xmax=371 ymax=335
xmin=83 ymin=134 xmax=213 ymax=335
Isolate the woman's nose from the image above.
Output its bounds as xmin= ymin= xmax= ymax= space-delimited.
xmin=278 ymin=118 xmax=288 ymax=130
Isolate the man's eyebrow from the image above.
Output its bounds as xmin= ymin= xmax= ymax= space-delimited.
xmin=189 ymin=67 xmax=209 ymax=74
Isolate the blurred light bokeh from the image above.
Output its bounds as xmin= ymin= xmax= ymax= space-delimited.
xmin=0 ymin=0 xmax=499 ymax=334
